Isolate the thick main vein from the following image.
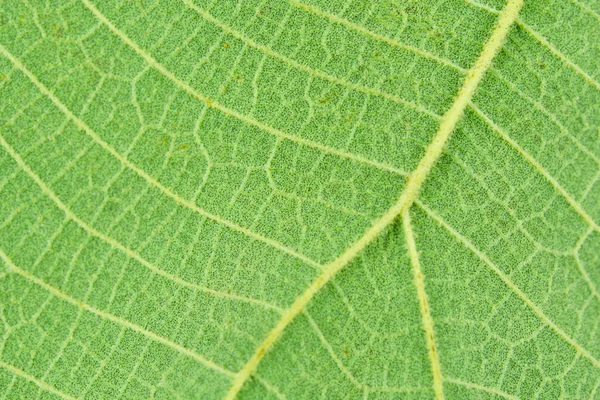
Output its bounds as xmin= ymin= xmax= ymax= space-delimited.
xmin=464 ymin=0 xmax=600 ymax=91
xmin=0 ymin=44 xmax=320 ymax=271
xmin=225 ymin=0 xmax=524 ymax=397
xmin=80 ymin=0 xmax=407 ymax=177
xmin=0 ymin=249 xmax=236 ymax=378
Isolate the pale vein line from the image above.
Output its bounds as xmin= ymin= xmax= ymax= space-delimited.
xmin=0 ymin=133 xmax=283 ymax=312
xmin=225 ymin=0 xmax=524 ymax=396
xmin=182 ymin=0 xmax=441 ymax=120
xmin=254 ymin=376 xmax=287 ymax=400
xmin=592 ymin=378 xmax=600 ymax=399
xmin=574 ymin=228 xmax=600 ymax=300
xmin=569 ymin=0 xmax=600 ymax=23
xmin=464 ymin=0 xmax=600 ymax=90
xmin=80 ymin=0 xmax=407 ymax=177
xmin=444 ymin=377 xmax=518 ymax=400
xmin=470 ymin=103 xmax=600 ymax=232
xmin=304 ymin=311 xmax=366 ymax=390
xmin=489 ymin=69 xmax=600 ymax=165
xmin=0 ymin=43 xmax=321 ymax=271
xmin=417 ymin=200 xmax=600 ymax=369
xmin=0 ymin=249 xmax=236 ymax=378
xmin=517 ymin=21 xmax=600 ymax=91
xmin=288 ymin=0 xmax=467 ymax=73
xmin=402 ymin=209 xmax=443 ymax=400
xmin=270 ymin=311 xmax=429 ymax=393
xmin=0 ymin=360 xmax=79 ymax=400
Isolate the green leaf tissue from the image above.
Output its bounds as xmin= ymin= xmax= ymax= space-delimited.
xmin=0 ymin=0 xmax=599 ymax=398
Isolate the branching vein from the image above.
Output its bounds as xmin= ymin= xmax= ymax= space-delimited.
xmin=444 ymin=377 xmax=519 ymax=400
xmin=0 ymin=360 xmax=78 ymax=400
xmin=0 ymin=249 xmax=236 ymax=378
xmin=417 ymin=200 xmax=600 ymax=368
xmin=464 ymin=0 xmax=600 ymax=91
xmin=80 ymin=0 xmax=407 ymax=177
xmin=224 ymin=0 xmax=523 ymax=396
xmin=0 ymin=117 xmax=284 ymax=313
xmin=289 ymin=0 xmax=467 ymax=73
xmin=0 ymin=43 xmax=320 ymax=271
xmin=182 ymin=0 xmax=442 ymax=120
xmin=470 ymin=103 xmax=600 ymax=232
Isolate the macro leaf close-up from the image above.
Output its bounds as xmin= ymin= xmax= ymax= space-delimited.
xmin=0 ymin=0 xmax=599 ymax=398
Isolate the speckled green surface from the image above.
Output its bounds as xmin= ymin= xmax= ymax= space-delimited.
xmin=0 ymin=0 xmax=599 ymax=399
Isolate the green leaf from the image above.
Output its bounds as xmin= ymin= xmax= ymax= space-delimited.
xmin=0 ymin=0 xmax=598 ymax=398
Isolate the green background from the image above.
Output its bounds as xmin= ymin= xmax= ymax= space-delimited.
xmin=0 ymin=0 xmax=599 ymax=398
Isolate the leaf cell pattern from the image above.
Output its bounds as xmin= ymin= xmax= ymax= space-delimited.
xmin=0 ymin=0 xmax=598 ymax=399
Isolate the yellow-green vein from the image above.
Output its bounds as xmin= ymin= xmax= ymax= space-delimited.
xmin=225 ymin=0 xmax=524 ymax=396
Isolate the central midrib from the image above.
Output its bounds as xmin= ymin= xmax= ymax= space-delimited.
xmin=224 ymin=0 xmax=525 ymax=398
xmin=0 ymin=0 xmax=524 ymax=396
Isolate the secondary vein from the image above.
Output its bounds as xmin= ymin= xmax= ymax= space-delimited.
xmin=182 ymin=0 xmax=442 ymax=120
xmin=470 ymin=103 xmax=600 ymax=232
xmin=0 ymin=249 xmax=236 ymax=378
xmin=417 ymin=200 xmax=600 ymax=369
xmin=224 ymin=0 xmax=524 ymax=396
xmin=403 ymin=209 xmax=444 ymax=399
xmin=0 ymin=127 xmax=284 ymax=313
xmin=464 ymin=0 xmax=600 ymax=91
xmin=0 ymin=43 xmax=320 ymax=271
xmin=0 ymin=360 xmax=78 ymax=400
xmin=81 ymin=0 xmax=408 ymax=177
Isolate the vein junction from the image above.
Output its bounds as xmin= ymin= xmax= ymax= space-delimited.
xmin=225 ymin=0 xmax=524 ymax=397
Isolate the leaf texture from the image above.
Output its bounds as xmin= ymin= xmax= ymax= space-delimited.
xmin=0 ymin=0 xmax=599 ymax=399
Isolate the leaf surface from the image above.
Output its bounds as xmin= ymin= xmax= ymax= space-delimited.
xmin=0 ymin=0 xmax=599 ymax=399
